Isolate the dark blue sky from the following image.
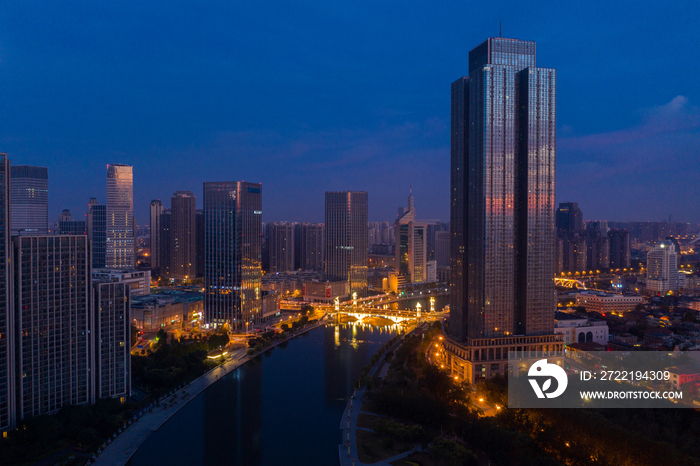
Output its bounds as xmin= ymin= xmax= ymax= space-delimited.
xmin=1 ymin=1 xmax=698 ymax=224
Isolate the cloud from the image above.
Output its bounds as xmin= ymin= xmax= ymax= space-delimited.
xmin=557 ymin=96 xmax=700 ymax=222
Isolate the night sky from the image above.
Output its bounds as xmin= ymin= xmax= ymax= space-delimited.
xmin=1 ymin=1 xmax=698 ymax=225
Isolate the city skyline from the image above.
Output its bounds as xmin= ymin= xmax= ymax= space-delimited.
xmin=1 ymin=3 xmax=699 ymax=224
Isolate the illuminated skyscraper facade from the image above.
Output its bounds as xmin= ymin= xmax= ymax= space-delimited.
xmin=10 ymin=165 xmax=48 ymax=236
xmin=203 ymin=182 xmax=262 ymax=329
xmin=447 ymin=38 xmax=560 ymax=382
xmin=149 ymin=200 xmax=164 ymax=270
xmin=106 ymin=164 xmax=134 ymax=269
xmin=325 ymin=191 xmax=367 ymax=297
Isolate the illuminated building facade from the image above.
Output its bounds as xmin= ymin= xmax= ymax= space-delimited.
xmin=395 ymin=188 xmax=427 ymax=284
xmin=149 ymin=200 xmax=164 ymax=270
xmin=10 ymin=165 xmax=48 ymax=236
xmin=325 ymin=191 xmax=368 ymax=297
xmin=447 ymin=38 xmax=560 ymax=382
xmin=203 ymin=182 xmax=262 ymax=329
xmin=106 ymin=164 xmax=134 ymax=269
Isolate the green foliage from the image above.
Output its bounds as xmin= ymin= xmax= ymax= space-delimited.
xmin=375 ymin=419 xmax=426 ymax=443
xmin=281 ymin=323 xmax=289 ymax=331
xmin=0 ymin=398 xmax=132 ymax=465
xmin=428 ymin=438 xmax=478 ymax=466
xmin=155 ymin=328 xmax=167 ymax=345
xmin=131 ymin=325 xmax=139 ymax=347
xmin=207 ymin=333 xmax=230 ymax=350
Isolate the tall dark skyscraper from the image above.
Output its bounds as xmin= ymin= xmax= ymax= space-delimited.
xmin=88 ymin=198 xmax=107 ymax=269
xmin=265 ymin=222 xmax=295 ymax=273
xmin=10 ymin=165 xmax=48 ymax=236
xmin=150 ymin=200 xmax=164 ymax=271
xmin=14 ymin=235 xmax=91 ymax=419
xmin=203 ymin=182 xmax=262 ymax=330
xmin=608 ymin=229 xmax=631 ymax=269
xmin=325 ymin=191 xmax=368 ymax=297
xmin=556 ymin=202 xmax=583 ymax=233
xmin=448 ymin=38 xmax=560 ymax=382
xmin=170 ymin=191 xmax=197 ymax=280
xmin=0 ymin=154 xmax=14 ymax=433
xmin=295 ymin=223 xmax=324 ymax=271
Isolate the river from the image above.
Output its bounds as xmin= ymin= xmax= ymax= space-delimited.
xmin=127 ymin=322 xmax=400 ymax=466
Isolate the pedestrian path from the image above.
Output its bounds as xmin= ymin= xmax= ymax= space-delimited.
xmin=338 ymin=326 xmax=424 ymax=466
xmin=95 ymin=319 xmax=327 ymax=466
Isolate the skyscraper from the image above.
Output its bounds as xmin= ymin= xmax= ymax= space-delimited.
xmin=395 ymin=188 xmax=427 ymax=284
xmin=646 ymin=240 xmax=679 ymax=294
xmin=196 ymin=209 xmax=204 ymax=277
xmin=92 ymin=281 xmax=131 ymax=401
xmin=325 ymin=191 xmax=368 ymax=297
xmin=265 ymin=222 xmax=295 ymax=273
xmin=295 ymin=223 xmax=324 ymax=271
xmin=14 ymin=235 xmax=91 ymax=418
xmin=10 ymin=165 xmax=48 ymax=236
xmin=0 ymin=154 xmax=15 ymax=433
xmin=447 ymin=38 xmax=560 ymax=382
xmin=150 ymin=200 xmax=164 ymax=271
xmin=55 ymin=209 xmax=87 ymax=235
xmin=87 ymin=198 xmax=107 ymax=269
xmin=170 ymin=191 xmax=197 ymax=280
xmin=434 ymin=230 xmax=450 ymax=268
xmin=106 ymin=164 xmax=134 ymax=269
xmin=203 ymin=182 xmax=262 ymax=330
xmin=556 ymin=202 xmax=583 ymax=233
xmin=608 ymin=229 xmax=631 ymax=269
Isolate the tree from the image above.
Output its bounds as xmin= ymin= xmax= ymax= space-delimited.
xmin=683 ymin=312 xmax=697 ymax=323
xmin=131 ymin=325 xmax=139 ymax=347
xmin=156 ymin=328 xmax=168 ymax=346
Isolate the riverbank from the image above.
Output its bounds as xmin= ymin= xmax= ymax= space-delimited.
xmin=338 ymin=323 xmax=422 ymax=466
xmin=94 ymin=316 xmax=328 ymax=466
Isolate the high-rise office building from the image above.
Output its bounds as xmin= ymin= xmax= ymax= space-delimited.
xmin=55 ymin=209 xmax=87 ymax=235
xmin=426 ymin=221 xmax=449 ymax=261
xmin=10 ymin=165 xmax=48 ymax=236
xmin=585 ymin=230 xmax=610 ymax=271
xmin=434 ymin=230 xmax=450 ymax=268
xmin=87 ymin=198 xmax=107 ymax=269
xmin=295 ymin=223 xmax=324 ymax=271
xmin=150 ymin=200 xmax=164 ymax=271
xmin=0 ymin=154 xmax=14 ymax=433
xmin=196 ymin=209 xmax=204 ymax=277
xmin=325 ymin=191 xmax=368 ymax=297
xmin=92 ymin=281 xmax=131 ymax=401
xmin=556 ymin=202 xmax=583 ymax=233
xmin=646 ymin=240 xmax=679 ymax=294
xmin=159 ymin=209 xmax=171 ymax=279
xmin=14 ymin=235 xmax=91 ymax=419
xmin=170 ymin=191 xmax=197 ymax=280
xmin=608 ymin=229 xmax=631 ymax=270
xmin=447 ymin=38 xmax=560 ymax=382
xmin=265 ymin=222 xmax=295 ymax=273
xmin=203 ymin=182 xmax=262 ymax=329
xmin=106 ymin=164 xmax=134 ymax=269
xmin=395 ymin=188 xmax=427 ymax=284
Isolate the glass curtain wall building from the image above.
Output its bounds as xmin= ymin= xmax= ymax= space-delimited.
xmin=203 ymin=182 xmax=262 ymax=330
xmin=170 ymin=191 xmax=197 ymax=281
xmin=87 ymin=198 xmax=107 ymax=269
xmin=450 ymin=37 xmax=557 ymax=341
xmin=10 ymin=165 xmax=48 ymax=236
xmin=106 ymin=164 xmax=134 ymax=269
xmin=325 ymin=191 xmax=368 ymax=297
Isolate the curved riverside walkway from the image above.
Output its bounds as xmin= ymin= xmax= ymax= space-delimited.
xmin=94 ymin=318 xmax=328 ymax=466
xmin=339 ymin=324 xmax=424 ymax=466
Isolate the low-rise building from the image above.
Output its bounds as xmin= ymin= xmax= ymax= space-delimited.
xmin=668 ymin=364 xmax=700 ymax=390
xmin=554 ymin=311 xmax=609 ymax=345
xmin=131 ymin=289 xmax=203 ymax=329
xmin=302 ymin=280 xmax=349 ymax=303
xmin=575 ymin=290 xmax=642 ymax=315
xmin=93 ymin=268 xmax=151 ymax=297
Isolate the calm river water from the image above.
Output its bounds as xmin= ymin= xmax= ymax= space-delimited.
xmin=128 ymin=322 xmax=399 ymax=466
